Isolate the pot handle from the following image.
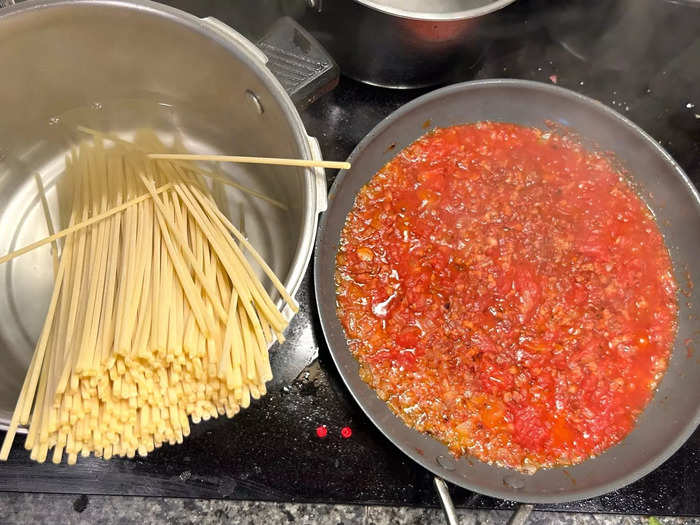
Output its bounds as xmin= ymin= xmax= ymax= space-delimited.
xmin=201 ymin=16 xmax=338 ymax=110
xmin=257 ymin=18 xmax=336 ymax=215
xmin=256 ymin=16 xmax=339 ymax=110
xmin=306 ymin=135 xmax=328 ymax=212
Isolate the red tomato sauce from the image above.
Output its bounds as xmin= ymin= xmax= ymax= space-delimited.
xmin=335 ymin=122 xmax=678 ymax=472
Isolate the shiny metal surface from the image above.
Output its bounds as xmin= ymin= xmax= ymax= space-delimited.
xmin=0 ymin=0 xmax=326 ymax=428
xmin=299 ymin=0 xmax=516 ymax=88
xmin=433 ymin=477 xmax=458 ymax=525
xmin=356 ymin=0 xmax=516 ymax=20
xmin=314 ymin=79 xmax=700 ymax=502
xmin=507 ymin=504 xmax=534 ymax=525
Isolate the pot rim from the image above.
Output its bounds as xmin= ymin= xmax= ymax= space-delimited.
xmin=354 ymin=0 xmax=517 ymax=21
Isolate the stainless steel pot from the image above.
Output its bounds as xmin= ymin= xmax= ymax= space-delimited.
xmin=297 ymin=0 xmax=518 ymax=88
xmin=314 ymin=79 xmax=700 ymax=502
xmin=0 ymin=0 xmax=337 ymax=429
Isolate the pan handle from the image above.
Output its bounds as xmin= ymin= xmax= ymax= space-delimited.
xmin=507 ymin=504 xmax=534 ymax=525
xmin=434 ymin=477 xmax=534 ymax=525
xmin=433 ymin=477 xmax=459 ymax=525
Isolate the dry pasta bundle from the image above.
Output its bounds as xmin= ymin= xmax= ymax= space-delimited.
xmin=0 ymin=129 xmax=297 ymax=464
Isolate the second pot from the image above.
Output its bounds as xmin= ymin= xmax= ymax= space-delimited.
xmin=298 ymin=0 xmax=517 ymax=89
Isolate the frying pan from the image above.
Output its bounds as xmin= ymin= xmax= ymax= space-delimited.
xmin=313 ymin=79 xmax=700 ymax=503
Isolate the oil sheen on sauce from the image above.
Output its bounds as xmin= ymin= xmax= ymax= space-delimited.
xmin=335 ymin=122 xmax=678 ymax=473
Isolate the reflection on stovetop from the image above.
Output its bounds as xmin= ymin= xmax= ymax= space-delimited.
xmin=1 ymin=0 xmax=698 ymax=515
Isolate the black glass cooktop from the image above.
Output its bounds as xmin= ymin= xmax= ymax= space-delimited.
xmin=1 ymin=0 xmax=698 ymax=516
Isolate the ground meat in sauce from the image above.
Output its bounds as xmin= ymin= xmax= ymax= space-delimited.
xmin=334 ymin=122 xmax=678 ymax=473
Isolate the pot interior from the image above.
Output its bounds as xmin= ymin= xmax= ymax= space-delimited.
xmin=0 ymin=0 xmax=315 ymax=428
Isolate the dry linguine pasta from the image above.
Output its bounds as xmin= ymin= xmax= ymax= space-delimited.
xmin=0 ymin=129 xmax=297 ymax=464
